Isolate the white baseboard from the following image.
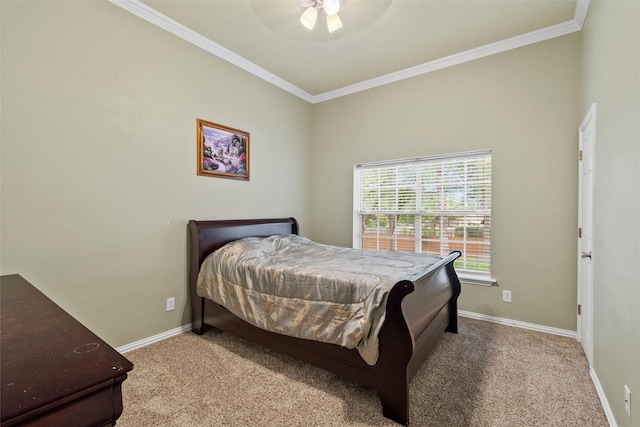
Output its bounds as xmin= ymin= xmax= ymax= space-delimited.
xmin=117 ymin=312 xmax=576 ymax=354
xmin=590 ymin=367 xmax=618 ymax=427
xmin=458 ymin=310 xmax=577 ymax=339
xmin=116 ymin=323 xmax=192 ymax=354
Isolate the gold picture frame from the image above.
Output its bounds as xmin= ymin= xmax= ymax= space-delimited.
xmin=197 ymin=118 xmax=249 ymax=180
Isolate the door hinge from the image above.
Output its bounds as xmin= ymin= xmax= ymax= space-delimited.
xmin=578 ymin=227 xmax=582 ymax=238
xmin=579 ymin=150 xmax=583 ymax=160
xmin=578 ymin=304 xmax=582 ymax=315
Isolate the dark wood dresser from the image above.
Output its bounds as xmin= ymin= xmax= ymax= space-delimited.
xmin=1 ymin=274 xmax=133 ymax=426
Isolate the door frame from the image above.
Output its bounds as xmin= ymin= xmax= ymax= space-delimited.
xmin=577 ymin=103 xmax=596 ymax=366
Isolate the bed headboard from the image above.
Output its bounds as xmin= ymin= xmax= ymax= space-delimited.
xmin=188 ymin=217 xmax=299 ymax=268
xmin=188 ymin=218 xmax=299 ymax=333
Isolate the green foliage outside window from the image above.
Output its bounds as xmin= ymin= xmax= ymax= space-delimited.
xmin=453 ymin=225 xmax=485 ymax=238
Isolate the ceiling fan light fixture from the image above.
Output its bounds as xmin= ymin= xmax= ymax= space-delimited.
xmin=300 ymin=6 xmax=318 ymax=30
xmin=326 ymin=14 xmax=343 ymax=33
xmin=323 ymin=0 xmax=341 ymax=16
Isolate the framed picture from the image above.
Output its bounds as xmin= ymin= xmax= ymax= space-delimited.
xmin=197 ymin=118 xmax=250 ymax=180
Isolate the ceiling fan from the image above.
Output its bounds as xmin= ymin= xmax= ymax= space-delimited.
xmin=298 ymin=0 xmax=348 ymax=33
xmin=249 ymin=0 xmax=392 ymax=42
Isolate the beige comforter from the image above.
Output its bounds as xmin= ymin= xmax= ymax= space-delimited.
xmin=196 ymin=234 xmax=441 ymax=365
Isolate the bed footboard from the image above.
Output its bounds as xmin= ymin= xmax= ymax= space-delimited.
xmin=376 ymin=251 xmax=461 ymax=425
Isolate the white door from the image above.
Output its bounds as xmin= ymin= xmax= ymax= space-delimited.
xmin=578 ymin=103 xmax=596 ymax=366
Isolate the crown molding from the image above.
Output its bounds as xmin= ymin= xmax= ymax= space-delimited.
xmin=314 ymin=18 xmax=583 ymax=103
xmin=108 ymin=0 xmax=588 ymax=105
xmin=108 ymin=0 xmax=315 ymax=103
xmin=573 ymin=0 xmax=591 ymax=29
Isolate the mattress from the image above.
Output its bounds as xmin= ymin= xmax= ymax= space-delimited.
xmin=196 ymin=234 xmax=441 ymax=364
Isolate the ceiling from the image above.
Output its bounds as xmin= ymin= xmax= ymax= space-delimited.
xmin=111 ymin=0 xmax=587 ymax=103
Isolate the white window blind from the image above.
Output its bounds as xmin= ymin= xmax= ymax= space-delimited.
xmin=353 ymin=150 xmax=492 ymax=277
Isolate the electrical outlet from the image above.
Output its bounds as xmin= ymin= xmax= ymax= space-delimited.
xmin=502 ymin=290 xmax=512 ymax=303
xmin=166 ymin=297 xmax=175 ymax=312
xmin=624 ymin=385 xmax=631 ymax=416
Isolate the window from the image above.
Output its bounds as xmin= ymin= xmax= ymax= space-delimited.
xmin=353 ymin=150 xmax=493 ymax=284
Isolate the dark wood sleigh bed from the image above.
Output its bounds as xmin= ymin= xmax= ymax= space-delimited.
xmin=188 ymin=218 xmax=462 ymax=425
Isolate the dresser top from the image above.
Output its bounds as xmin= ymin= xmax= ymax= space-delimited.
xmin=1 ymin=274 xmax=134 ymax=422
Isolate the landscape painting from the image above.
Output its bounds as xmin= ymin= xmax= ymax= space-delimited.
xmin=197 ymin=119 xmax=249 ymax=180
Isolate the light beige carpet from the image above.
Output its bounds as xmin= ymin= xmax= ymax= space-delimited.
xmin=118 ymin=317 xmax=608 ymax=426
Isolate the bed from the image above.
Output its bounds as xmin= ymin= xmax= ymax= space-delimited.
xmin=188 ymin=218 xmax=462 ymax=425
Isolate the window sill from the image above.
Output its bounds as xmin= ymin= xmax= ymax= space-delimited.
xmin=459 ymin=273 xmax=496 ymax=287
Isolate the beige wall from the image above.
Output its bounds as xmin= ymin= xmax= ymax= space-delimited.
xmin=580 ymin=1 xmax=640 ymax=426
xmin=0 ymin=1 xmax=312 ymax=346
xmin=310 ymin=34 xmax=581 ymax=331
xmin=2 ymin=2 xmax=637 ymax=424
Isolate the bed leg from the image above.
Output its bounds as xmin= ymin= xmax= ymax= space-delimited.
xmin=378 ymin=378 xmax=409 ymax=426
xmin=191 ymin=297 xmax=205 ymax=335
xmin=192 ymin=322 xmax=204 ymax=335
xmin=445 ymin=297 xmax=458 ymax=334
